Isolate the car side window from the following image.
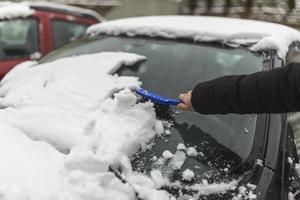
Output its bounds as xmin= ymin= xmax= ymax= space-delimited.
xmin=51 ymin=20 xmax=88 ymax=49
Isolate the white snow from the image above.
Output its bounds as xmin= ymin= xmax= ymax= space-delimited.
xmin=186 ymin=147 xmax=198 ymax=157
xmin=169 ymin=151 xmax=186 ymax=170
xmin=232 ymin=185 xmax=257 ymax=200
xmin=0 ymin=52 xmax=169 ymax=200
xmin=0 ymin=2 xmax=34 ymax=19
xmin=154 ymin=120 xmax=164 ymax=135
xmin=177 ymin=143 xmax=186 ymax=150
xmin=255 ymin=159 xmax=263 ymax=166
xmin=186 ymin=179 xmax=238 ymax=196
xmin=165 ymin=129 xmax=171 ymax=135
xmin=162 ymin=150 xmax=174 ymax=159
xmin=86 ymin=16 xmax=300 ymax=59
xmin=0 ymin=51 xmax=252 ymax=199
xmin=150 ymin=170 xmax=169 ymax=188
xmin=27 ymin=1 xmax=104 ymax=21
xmin=182 ymin=169 xmax=195 ymax=181
xmin=0 ymin=1 xmax=104 ymax=21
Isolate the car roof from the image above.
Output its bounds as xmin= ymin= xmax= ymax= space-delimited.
xmin=86 ymin=16 xmax=300 ymax=59
xmin=0 ymin=1 xmax=104 ymax=21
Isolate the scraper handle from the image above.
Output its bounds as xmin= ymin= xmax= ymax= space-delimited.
xmin=136 ymin=88 xmax=182 ymax=106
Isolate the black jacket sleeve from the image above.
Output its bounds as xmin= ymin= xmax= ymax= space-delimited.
xmin=191 ymin=63 xmax=300 ymax=114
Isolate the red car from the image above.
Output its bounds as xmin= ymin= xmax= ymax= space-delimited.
xmin=0 ymin=1 xmax=103 ymax=79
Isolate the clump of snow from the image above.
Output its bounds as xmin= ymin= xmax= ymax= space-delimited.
xmin=187 ymin=147 xmax=198 ymax=157
xmin=0 ymin=2 xmax=34 ymax=19
xmin=177 ymin=143 xmax=186 ymax=150
xmin=165 ymin=129 xmax=171 ymax=135
xmin=232 ymin=184 xmax=257 ymax=200
xmin=169 ymin=151 xmax=186 ymax=170
xmin=232 ymin=185 xmax=257 ymax=200
xmin=86 ymin=16 xmax=300 ymax=59
xmin=150 ymin=170 xmax=169 ymax=188
xmin=288 ymin=157 xmax=294 ymax=165
xmin=0 ymin=52 xmax=172 ymax=200
xmin=182 ymin=169 xmax=195 ymax=181
xmin=289 ymin=192 xmax=295 ymax=200
xmin=247 ymin=183 xmax=257 ymax=190
xmin=154 ymin=120 xmax=164 ymax=135
xmin=255 ymin=159 xmax=263 ymax=166
xmin=186 ymin=179 xmax=238 ymax=196
xmin=162 ymin=150 xmax=174 ymax=159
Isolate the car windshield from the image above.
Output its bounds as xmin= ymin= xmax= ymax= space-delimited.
xmin=40 ymin=35 xmax=264 ymax=187
xmin=0 ymin=18 xmax=39 ymax=60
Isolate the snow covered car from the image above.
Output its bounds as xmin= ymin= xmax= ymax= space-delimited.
xmin=1 ymin=16 xmax=300 ymax=200
xmin=0 ymin=1 xmax=103 ymax=79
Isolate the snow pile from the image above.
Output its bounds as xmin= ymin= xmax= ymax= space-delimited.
xmin=182 ymin=169 xmax=195 ymax=181
xmin=0 ymin=1 xmax=34 ymax=19
xmin=86 ymin=16 xmax=300 ymax=59
xmin=0 ymin=52 xmax=172 ymax=200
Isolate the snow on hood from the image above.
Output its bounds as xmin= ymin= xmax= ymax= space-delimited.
xmin=86 ymin=16 xmax=300 ymax=59
xmin=0 ymin=2 xmax=34 ymax=19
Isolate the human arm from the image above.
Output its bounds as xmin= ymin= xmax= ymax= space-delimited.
xmin=178 ymin=63 xmax=300 ymax=114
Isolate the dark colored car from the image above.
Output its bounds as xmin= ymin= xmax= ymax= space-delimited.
xmin=0 ymin=1 xmax=103 ymax=79
xmin=37 ymin=16 xmax=300 ymax=200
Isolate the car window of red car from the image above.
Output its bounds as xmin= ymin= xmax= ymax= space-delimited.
xmin=0 ymin=18 xmax=39 ymax=60
xmin=51 ymin=19 xmax=88 ymax=49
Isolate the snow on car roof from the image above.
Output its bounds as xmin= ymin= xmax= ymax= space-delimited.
xmin=86 ymin=16 xmax=300 ymax=59
xmin=0 ymin=1 xmax=104 ymax=21
xmin=0 ymin=2 xmax=34 ymax=19
xmin=27 ymin=1 xmax=104 ymax=21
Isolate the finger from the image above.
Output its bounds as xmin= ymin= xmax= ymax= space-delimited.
xmin=177 ymin=103 xmax=189 ymax=111
xmin=179 ymin=93 xmax=188 ymax=103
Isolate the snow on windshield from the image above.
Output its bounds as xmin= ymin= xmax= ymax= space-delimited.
xmin=0 ymin=52 xmax=243 ymax=199
xmin=86 ymin=16 xmax=300 ymax=59
xmin=0 ymin=2 xmax=34 ymax=19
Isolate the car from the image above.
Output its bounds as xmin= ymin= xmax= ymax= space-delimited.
xmin=2 ymin=16 xmax=300 ymax=200
xmin=0 ymin=1 xmax=104 ymax=79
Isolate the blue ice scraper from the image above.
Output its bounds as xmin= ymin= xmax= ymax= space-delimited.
xmin=136 ymin=88 xmax=182 ymax=106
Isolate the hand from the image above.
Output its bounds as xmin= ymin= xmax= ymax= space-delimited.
xmin=177 ymin=91 xmax=193 ymax=111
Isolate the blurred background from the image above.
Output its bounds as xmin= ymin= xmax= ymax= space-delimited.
xmin=1 ymin=0 xmax=300 ymax=28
